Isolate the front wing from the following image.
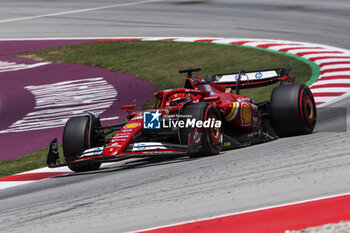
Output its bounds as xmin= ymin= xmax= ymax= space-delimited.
xmin=47 ymin=138 xmax=190 ymax=168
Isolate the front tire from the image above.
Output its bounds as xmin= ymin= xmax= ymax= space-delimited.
xmin=63 ymin=116 xmax=101 ymax=172
xmin=180 ymin=102 xmax=223 ymax=157
xmin=270 ymin=84 xmax=317 ymax=137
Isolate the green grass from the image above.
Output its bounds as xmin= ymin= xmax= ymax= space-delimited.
xmin=0 ymin=145 xmax=64 ymax=177
xmin=0 ymin=40 xmax=312 ymax=177
xmin=18 ymin=41 xmax=311 ymax=101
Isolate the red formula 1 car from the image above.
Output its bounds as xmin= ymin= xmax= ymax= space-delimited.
xmin=47 ymin=68 xmax=317 ymax=172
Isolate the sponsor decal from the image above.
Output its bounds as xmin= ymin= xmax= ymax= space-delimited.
xmin=234 ymin=73 xmax=248 ymax=81
xmin=134 ymin=143 xmax=146 ymax=151
xmin=255 ymin=72 xmax=263 ymax=79
xmin=237 ymin=97 xmax=251 ymax=103
xmin=83 ymin=147 xmax=104 ymax=153
xmin=204 ymin=84 xmax=215 ymax=96
xmin=143 ymin=110 xmax=161 ymax=129
xmin=124 ymin=122 xmax=141 ymax=129
xmin=106 ymin=142 xmax=124 ymax=148
xmin=131 ymin=142 xmax=167 ymax=152
xmin=109 ymin=143 xmax=122 ymax=147
xmin=80 ymin=151 xmax=102 ymax=158
xmin=217 ymin=70 xmax=278 ymax=83
xmin=115 ymin=135 xmax=129 ymax=138
xmin=80 ymin=146 xmax=104 ymax=158
xmin=121 ymin=129 xmax=133 ymax=132
xmin=112 ymin=137 xmax=127 ymax=142
xmin=241 ymin=102 xmax=251 ymax=125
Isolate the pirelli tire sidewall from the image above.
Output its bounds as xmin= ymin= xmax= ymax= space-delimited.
xmin=180 ymin=102 xmax=223 ymax=157
xmin=270 ymin=84 xmax=317 ymax=137
xmin=63 ymin=116 xmax=101 ymax=172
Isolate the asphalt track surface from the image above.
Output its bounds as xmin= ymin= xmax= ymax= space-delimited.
xmin=0 ymin=0 xmax=349 ymax=49
xmin=0 ymin=1 xmax=350 ymax=233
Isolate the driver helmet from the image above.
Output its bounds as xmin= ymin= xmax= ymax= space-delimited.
xmin=170 ymin=93 xmax=188 ymax=105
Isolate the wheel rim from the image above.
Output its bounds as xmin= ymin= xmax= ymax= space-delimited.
xmin=189 ymin=127 xmax=202 ymax=145
xmin=208 ymin=114 xmax=221 ymax=145
xmin=303 ymin=94 xmax=315 ymax=126
xmin=207 ymin=113 xmax=223 ymax=153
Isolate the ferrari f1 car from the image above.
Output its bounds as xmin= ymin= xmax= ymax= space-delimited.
xmin=47 ymin=68 xmax=317 ymax=172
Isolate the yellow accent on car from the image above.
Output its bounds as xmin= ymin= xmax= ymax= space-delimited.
xmin=241 ymin=103 xmax=251 ymax=125
xmin=124 ymin=123 xmax=140 ymax=129
xmin=225 ymin=102 xmax=237 ymax=120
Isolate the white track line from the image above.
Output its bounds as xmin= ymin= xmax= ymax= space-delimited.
xmin=0 ymin=181 xmax=37 ymax=190
xmin=0 ymin=163 xmax=122 ymax=191
xmin=0 ymin=0 xmax=164 ymax=24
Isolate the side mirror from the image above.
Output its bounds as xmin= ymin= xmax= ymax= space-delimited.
xmin=121 ymin=105 xmax=136 ymax=116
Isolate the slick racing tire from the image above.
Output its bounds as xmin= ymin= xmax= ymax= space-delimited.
xmin=180 ymin=102 xmax=223 ymax=157
xmin=270 ymin=84 xmax=317 ymax=137
xmin=63 ymin=116 xmax=101 ymax=172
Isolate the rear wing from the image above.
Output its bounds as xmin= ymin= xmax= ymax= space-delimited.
xmin=208 ymin=68 xmax=295 ymax=90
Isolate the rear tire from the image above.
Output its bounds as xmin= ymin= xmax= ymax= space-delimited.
xmin=63 ymin=116 xmax=101 ymax=172
xmin=180 ymin=102 xmax=223 ymax=157
xmin=270 ymin=84 xmax=317 ymax=137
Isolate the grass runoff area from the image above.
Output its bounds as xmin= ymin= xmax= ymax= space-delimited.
xmin=0 ymin=41 xmax=312 ymax=177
